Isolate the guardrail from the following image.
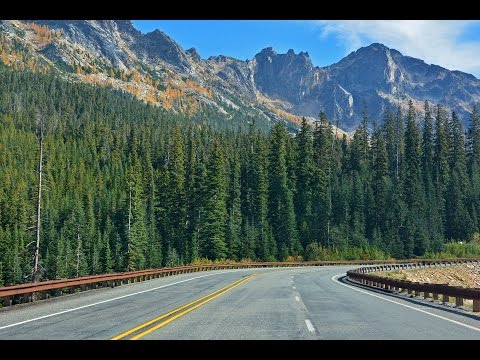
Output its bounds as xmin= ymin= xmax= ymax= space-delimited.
xmin=346 ymin=259 xmax=480 ymax=312
xmin=1 ymin=257 xmax=478 ymax=308
xmin=0 ymin=260 xmax=382 ymax=307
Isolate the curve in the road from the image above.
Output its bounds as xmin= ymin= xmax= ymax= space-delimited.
xmin=0 ymin=266 xmax=479 ymax=340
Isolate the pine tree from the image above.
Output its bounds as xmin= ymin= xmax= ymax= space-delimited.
xmin=226 ymin=148 xmax=241 ymax=260
xmin=370 ymin=123 xmax=388 ymax=235
xmin=433 ymin=104 xmax=450 ymax=232
xmin=252 ymin=133 xmax=274 ymax=260
xmin=445 ymin=111 xmax=471 ymax=240
xmin=268 ymin=123 xmax=299 ymax=259
xmin=467 ymin=105 xmax=480 ymax=235
xmin=383 ymin=105 xmax=397 ymax=179
xmin=143 ymin=141 xmax=162 ymax=268
xmin=190 ymin=154 xmax=207 ymax=262
xmin=394 ymin=105 xmax=405 ymax=181
xmin=126 ymin=150 xmax=147 ymax=271
xmin=403 ymin=100 xmax=426 ymax=256
xmin=422 ymin=101 xmax=434 ymax=192
xmin=199 ymin=140 xmax=228 ymax=260
xmin=312 ymin=112 xmax=333 ymax=246
xmin=467 ymin=105 xmax=480 ymax=174
xmin=167 ymin=125 xmax=187 ymax=260
xmin=422 ymin=101 xmax=443 ymax=251
xmin=295 ymin=117 xmax=314 ymax=247
xmin=0 ymin=225 xmax=4 ymax=286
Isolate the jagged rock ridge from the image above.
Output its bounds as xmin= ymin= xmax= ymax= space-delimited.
xmin=1 ymin=20 xmax=479 ymax=131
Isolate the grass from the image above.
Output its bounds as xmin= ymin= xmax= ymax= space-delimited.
xmin=425 ymin=241 xmax=480 ymax=259
xmin=377 ymin=269 xmax=408 ymax=281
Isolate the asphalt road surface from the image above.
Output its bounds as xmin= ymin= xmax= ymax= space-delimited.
xmin=1 ymin=266 xmax=480 ymax=339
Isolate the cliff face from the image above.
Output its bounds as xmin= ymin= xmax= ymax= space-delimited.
xmin=1 ymin=20 xmax=479 ymax=131
xmin=253 ymin=42 xmax=480 ymax=130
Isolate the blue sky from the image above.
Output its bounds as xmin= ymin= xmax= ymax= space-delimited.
xmin=132 ymin=20 xmax=480 ymax=78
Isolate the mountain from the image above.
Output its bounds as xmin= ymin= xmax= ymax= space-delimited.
xmin=253 ymin=43 xmax=480 ymax=130
xmin=0 ymin=20 xmax=479 ymax=132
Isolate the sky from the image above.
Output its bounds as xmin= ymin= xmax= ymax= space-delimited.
xmin=132 ymin=20 xmax=480 ymax=78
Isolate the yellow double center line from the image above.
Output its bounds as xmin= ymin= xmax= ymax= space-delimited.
xmin=111 ymin=274 xmax=255 ymax=340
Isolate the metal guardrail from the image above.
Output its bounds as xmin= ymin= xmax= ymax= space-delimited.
xmin=1 ymin=257 xmax=479 ymax=308
xmin=346 ymin=259 xmax=480 ymax=312
xmin=0 ymin=260 xmax=385 ymax=306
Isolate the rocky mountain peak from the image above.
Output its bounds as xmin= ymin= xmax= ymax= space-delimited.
xmin=186 ymin=47 xmax=201 ymax=62
xmin=133 ymin=29 xmax=190 ymax=71
xmin=1 ymin=21 xmax=479 ymax=132
xmin=258 ymin=47 xmax=276 ymax=56
xmin=253 ymin=47 xmax=320 ymax=105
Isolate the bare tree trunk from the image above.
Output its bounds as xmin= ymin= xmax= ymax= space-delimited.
xmin=127 ymin=187 xmax=132 ymax=268
xmin=128 ymin=188 xmax=132 ymax=242
xmin=32 ymin=123 xmax=43 ymax=283
xmin=76 ymin=227 xmax=81 ymax=277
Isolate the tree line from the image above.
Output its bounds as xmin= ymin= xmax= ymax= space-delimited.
xmin=1 ymin=68 xmax=480 ymax=286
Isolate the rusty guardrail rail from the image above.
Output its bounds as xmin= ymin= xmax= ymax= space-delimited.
xmin=1 ymin=257 xmax=478 ymax=308
xmin=0 ymin=259 xmax=380 ymax=306
xmin=346 ymin=259 xmax=480 ymax=312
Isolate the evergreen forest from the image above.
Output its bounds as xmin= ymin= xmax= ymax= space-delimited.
xmin=1 ymin=67 xmax=480 ymax=286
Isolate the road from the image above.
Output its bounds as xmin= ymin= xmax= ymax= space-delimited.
xmin=1 ymin=266 xmax=480 ymax=339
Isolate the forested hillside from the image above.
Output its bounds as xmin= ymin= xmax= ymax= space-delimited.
xmin=1 ymin=65 xmax=480 ymax=286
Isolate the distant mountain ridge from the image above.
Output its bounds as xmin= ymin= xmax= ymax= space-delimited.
xmin=0 ymin=20 xmax=479 ymax=131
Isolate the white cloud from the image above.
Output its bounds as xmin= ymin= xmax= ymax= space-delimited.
xmin=314 ymin=20 xmax=480 ymax=77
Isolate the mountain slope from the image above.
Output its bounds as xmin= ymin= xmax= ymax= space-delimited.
xmin=0 ymin=20 xmax=478 ymax=131
xmin=253 ymin=42 xmax=480 ymax=130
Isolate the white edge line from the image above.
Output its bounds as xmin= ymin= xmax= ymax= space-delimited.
xmin=293 ymin=286 xmax=296 ymax=290
xmin=0 ymin=270 xmax=237 ymax=331
xmin=305 ymin=319 xmax=315 ymax=332
xmin=331 ymin=274 xmax=480 ymax=333
xmin=295 ymin=296 xmax=300 ymax=302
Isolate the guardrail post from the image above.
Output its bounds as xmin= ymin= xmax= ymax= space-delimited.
xmin=432 ymin=292 xmax=438 ymax=301
xmin=455 ymin=297 xmax=464 ymax=307
xmin=424 ymin=291 xmax=430 ymax=299
xmin=23 ymin=293 xmax=31 ymax=303
xmin=407 ymin=288 xmax=413 ymax=295
xmin=442 ymin=294 xmax=449 ymax=303
xmin=474 ymin=300 xmax=480 ymax=313
xmin=3 ymin=296 xmax=12 ymax=306
xmin=415 ymin=290 xmax=420 ymax=297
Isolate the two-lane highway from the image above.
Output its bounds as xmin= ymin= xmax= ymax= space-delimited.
xmin=1 ymin=266 xmax=480 ymax=339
